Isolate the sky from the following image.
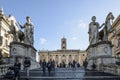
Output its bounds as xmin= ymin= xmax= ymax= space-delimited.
xmin=0 ymin=0 xmax=120 ymax=61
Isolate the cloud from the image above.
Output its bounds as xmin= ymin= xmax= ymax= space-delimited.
xmin=60 ymin=19 xmax=88 ymax=33
xmin=72 ymin=37 xmax=77 ymax=40
xmin=80 ymin=44 xmax=88 ymax=50
xmin=77 ymin=20 xmax=87 ymax=28
xmin=40 ymin=38 xmax=47 ymax=44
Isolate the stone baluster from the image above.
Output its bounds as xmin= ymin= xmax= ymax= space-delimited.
xmin=0 ymin=64 xmax=13 ymax=76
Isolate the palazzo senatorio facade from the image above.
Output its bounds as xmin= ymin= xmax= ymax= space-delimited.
xmin=38 ymin=37 xmax=87 ymax=67
xmin=0 ymin=8 xmax=19 ymax=57
xmin=108 ymin=15 xmax=120 ymax=57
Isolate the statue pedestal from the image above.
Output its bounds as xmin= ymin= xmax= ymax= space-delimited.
xmin=87 ymin=41 xmax=115 ymax=70
xmin=10 ymin=42 xmax=39 ymax=70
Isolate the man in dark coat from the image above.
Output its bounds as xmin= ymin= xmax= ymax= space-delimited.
xmin=47 ymin=60 xmax=52 ymax=74
xmin=83 ymin=59 xmax=88 ymax=70
xmin=42 ymin=59 xmax=46 ymax=73
xmin=14 ymin=59 xmax=21 ymax=80
xmin=23 ymin=57 xmax=31 ymax=80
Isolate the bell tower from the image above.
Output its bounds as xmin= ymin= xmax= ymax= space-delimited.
xmin=61 ymin=37 xmax=67 ymax=50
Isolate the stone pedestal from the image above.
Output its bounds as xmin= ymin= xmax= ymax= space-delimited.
xmin=9 ymin=42 xmax=39 ymax=70
xmin=87 ymin=41 xmax=115 ymax=70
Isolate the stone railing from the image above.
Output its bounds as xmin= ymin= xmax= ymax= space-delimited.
xmin=0 ymin=64 xmax=13 ymax=76
xmin=29 ymin=58 xmax=40 ymax=70
xmin=19 ymin=58 xmax=40 ymax=70
xmin=100 ymin=64 xmax=120 ymax=75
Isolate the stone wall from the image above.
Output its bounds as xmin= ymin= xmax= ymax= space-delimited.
xmin=99 ymin=64 xmax=120 ymax=75
xmin=29 ymin=58 xmax=40 ymax=70
xmin=9 ymin=42 xmax=39 ymax=70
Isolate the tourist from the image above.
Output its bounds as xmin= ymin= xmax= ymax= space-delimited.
xmin=14 ymin=58 xmax=21 ymax=80
xmin=92 ymin=62 xmax=96 ymax=70
xmin=39 ymin=60 xmax=42 ymax=68
xmin=72 ymin=60 xmax=76 ymax=70
xmin=42 ymin=59 xmax=46 ymax=73
xmin=52 ymin=60 xmax=55 ymax=70
xmin=69 ymin=62 xmax=72 ymax=68
xmin=83 ymin=59 xmax=88 ymax=70
xmin=23 ymin=57 xmax=31 ymax=80
xmin=60 ymin=63 xmax=62 ymax=68
xmin=77 ymin=63 xmax=80 ymax=68
xmin=68 ymin=62 xmax=71 ymax=68
xmin=47 ymin=60 xmax=52 ymax=74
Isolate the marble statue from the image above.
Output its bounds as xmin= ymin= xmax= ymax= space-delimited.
xmin=18 ymin=16 xmax=34 ymax=46
xmin=88 ymin=16 xmax=99 ymax=45
xmin=17 ymin=30 xmax=24 ymax=43
xmin=103 ymin=12 xmax=114 ymax=41
xmin=8 ymin=20 xmax=18 ymax=42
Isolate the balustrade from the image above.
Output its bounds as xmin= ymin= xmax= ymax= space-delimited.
xmin=99 ymin=64 xmax=120 ymax=75
xmin=0 ymin=64 xmax=13 ymax=76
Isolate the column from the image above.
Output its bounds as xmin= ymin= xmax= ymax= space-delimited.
xmin=46 ymin=55 xmax=48 ymax=62
xmin=66 ymin=55 xmax=69 ymax=67
xmin=59 ymin=55 xmax=61 ymax=64
xmin=72 ymin=55 xmax=74 ymax=61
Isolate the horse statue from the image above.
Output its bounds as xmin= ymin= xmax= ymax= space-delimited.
xmin=99 ymin=12 xmax=114 ymax=41
xmin=17 ymin=30 xmax=24 ymax=43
